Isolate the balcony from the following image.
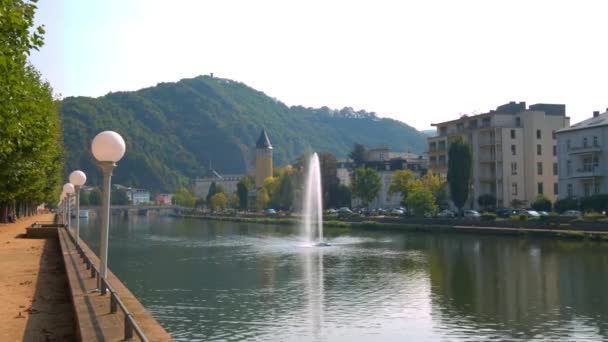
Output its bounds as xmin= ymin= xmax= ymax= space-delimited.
xmin=573 ymin=166 xmax=604 ymax=178
xmin=568 ymin=145 xmax=602 ymax=155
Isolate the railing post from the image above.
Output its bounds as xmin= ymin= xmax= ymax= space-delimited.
xmin=110 ymin=292 xmax=118 ymax=313
xmin=124 ymin=315 xmax=134 ymax=340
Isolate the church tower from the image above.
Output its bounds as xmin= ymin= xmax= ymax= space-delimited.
xmin=255 ymin=129 xmax=273 ymax=188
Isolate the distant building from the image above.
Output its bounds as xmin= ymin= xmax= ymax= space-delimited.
xmin=255 ymin=129 xmax=273 ymax=188
xmin=155 ymin=193 xmax=173 ymax=205
xmin=194 ymin=170 xmax=243 ymax=199
xmin=428 ymin=101 xmax=569 ymax=209
xmin=556 ymin=109 xmax=608 ymax=198
xmin=337 ymin=147 xmax=427 ymax=209
xmin=112 ymin=184 xmax=150 ymax=205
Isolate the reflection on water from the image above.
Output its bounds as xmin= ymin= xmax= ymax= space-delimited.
xmin=79 ymin=216 xmax=608 ymax=341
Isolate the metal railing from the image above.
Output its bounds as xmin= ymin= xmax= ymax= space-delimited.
xmin=62 ymin=225 xmax=148 ymax=342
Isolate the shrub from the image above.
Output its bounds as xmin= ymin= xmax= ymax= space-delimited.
xmin=481 ymin=213 xmax=497 ymax=221
xmin=531 ymin=195 xmax=552 ymax=212
xmin=583 ymin=211 xmax=606 ymax=222
xmin=580 ymin=195 xmax=608 ymax=213
xmin=519 ymin=214 xmax=528 ymax=221
xmin=554 ymin=197 xmax=579 ymax=213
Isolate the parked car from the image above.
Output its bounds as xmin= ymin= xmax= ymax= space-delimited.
xmin=561 ymin=210 xmax=582 ymax=217
xmin=390 ymin=208 xmax=404 ymax=216
xmin=464 ymin=210 xmax=481 ymax=219
xmin=325 ymin=208 xmax=338 ymax=214
xmin=538 ymin=211 xmax=550 ymax=216
xmin=338 ymin=207 xmax=353 ymax=218
xmin=437 ymin=209 xmax=456 ymax=218
xmin=496 ymin=208 xmax=516 ymax=218
xmin=264 ymin=208 xmax=277 ymax=216
xmin=525 ymin=210 xmax=541 ymax=219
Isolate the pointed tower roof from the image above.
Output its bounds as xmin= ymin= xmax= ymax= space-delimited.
xmin=256 ymin=129 xmax=273 ymax=149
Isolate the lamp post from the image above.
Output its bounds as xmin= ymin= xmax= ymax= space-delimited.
xmin=63 ymin=183 xmax=75 ymax=231
xmin=69 ymin=171 xmax=87 ymax=245
xmin=91 ymin=131 xmax=126 ymax=294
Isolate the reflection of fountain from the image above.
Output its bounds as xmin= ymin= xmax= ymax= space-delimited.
xmin=303 ymin=248 xmax=324 ymax=339
xmin=303 ymin=153 xmax=329 ymax=246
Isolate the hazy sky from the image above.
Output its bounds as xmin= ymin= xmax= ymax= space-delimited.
xmin=30 ymin=0 xmax=608 ymax=130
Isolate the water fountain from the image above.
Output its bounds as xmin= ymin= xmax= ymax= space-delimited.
xmin=302 ymin=153 xmax=330 ymax=246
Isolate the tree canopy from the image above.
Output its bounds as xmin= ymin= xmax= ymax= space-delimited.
xmin=0 ymin=0 xmax=62 ymax=221
xmin=447 ymin=137 xmax=472 ymax=212
xmin=352 ymin=168 xmax=381 ymax=208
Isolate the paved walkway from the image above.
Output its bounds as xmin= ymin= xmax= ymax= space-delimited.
xmin=0 ymin=213 xmax=75 ymax=341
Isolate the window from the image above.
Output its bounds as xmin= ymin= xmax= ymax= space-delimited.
xmin=537 ymin=129 xmax=541 ymax=139
xmin=430 ymin=142 xmax=436 ymax=152
xmin=516 ymin=117 xmax=521 ymax=127
xmin=537 ymin=162 xmax=543 ymax=175
xmin=538 ymin=182 xmax=544 ymax=195
xmin=594 ymin=136 xmax=599 ymax=147
xmin=552 ymin=130 xmax=556 ymax=139
xmin=553 ymin=162 xmax=558 ymax=176
xmin=512 ymin=183 xmax=518 ymax=196
xmin=430 ymin=156 xmax=436 ymax=165
xmin=583 ymin=137 xmax=588 ymax=148
xmin=567 ymin=140 xmax=571 ymax=150
xmin=554 ymin=183 xmax=558 ymax=195
xmin=595 ymin=181 xmax=601 ymax=195
xmin=511 ymin=145 xmax=516 ymax=156
xmin=511 ymin=162 xmax=518 ymax=175
xmin=567 ymin=160 xmax=572 ymax=175
xmin=584 ymin=183 xmax=591 ymax=197
xmin=567 ymin=184 xmax=573 ymax=197
xmin=553 ymin=145 xmax=557 ymax=156
xmin=511 ymin=129 xmax=516 ymax=139
xmin=537 ymin=144 xmax=542 ymax=156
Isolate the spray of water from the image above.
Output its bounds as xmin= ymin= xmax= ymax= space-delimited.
xmin=303 ymin=153 xmax=324 ymax=245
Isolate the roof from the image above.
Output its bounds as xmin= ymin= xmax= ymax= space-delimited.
xmin=557 ymin=111 xmax=608 ymax=134
xmin=256 ymin=129 xmax=273 ymax=149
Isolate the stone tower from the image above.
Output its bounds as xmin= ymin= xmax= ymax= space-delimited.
xmin=255 ymin=129 xmax=273 ymax=188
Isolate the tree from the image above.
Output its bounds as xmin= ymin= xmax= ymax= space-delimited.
xmin=277 ymin=172 xmax=294 ymax=210
xmin=111 ymin=189 xmax=130 ymax=205
xmin=229 ymin=193 xmax=240 ymax=208
xmin=447 ymin=137 xmax=472 ymax=214
xmin=88 ymin=189 xmax=102 ymax=206
xmin=210 ymin=192 xmax=228 ymax=211
xmin=419 ymin=170 xmax=447 ymax=205
xmin=256 ymin=188 xmax=270 ymax=209
xmin=79 ymin=191 xmax=90 ymax=206
xmin=206 ymin=182 xmax=217 ymax=203
xmin=351 ymin=168 xmax=381 ymax=208
xmin=174 ymin=187 xmax=196 ymax=207
xmin=388 ymin=170 xmax=415 ymax=207
xmin=477 ymin=194 xmax=497 ymax=212
xmin=0 ymin=1 xmax=62 ymax=221
xmin=349 ymin=143 xmax=366 ymax=164
xmin=405 ymin=182 xmax=438 ymax=217
xmin=531 ymin=195 xmax=552 ymax=212
xmin=318 ymin=152 xmax=340 ymax=208
xmin=237 ymin=181 xmax=250 ymax=209
xmin=263 ymin=176 xmax=280 ymax=207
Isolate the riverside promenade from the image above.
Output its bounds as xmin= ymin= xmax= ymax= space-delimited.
xmin=0 ymin=213 xmax=75 ymax=341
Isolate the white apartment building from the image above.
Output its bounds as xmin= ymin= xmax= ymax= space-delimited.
xmin=428 ymin=102 xmax=569 ymax=209
xmin=556 ymin=109 xmax=608 ymax=198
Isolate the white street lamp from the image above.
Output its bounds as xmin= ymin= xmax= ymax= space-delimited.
xmin=69 ymin=170 xmax=87 ymax=246
xmin=63 ymin=183 xmax=74 ymax=232
xmin=91 ymin=131 xmax=126 ymax=294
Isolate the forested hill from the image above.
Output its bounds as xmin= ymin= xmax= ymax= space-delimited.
xmin=61 ymin=75 xmax=427 ymax=192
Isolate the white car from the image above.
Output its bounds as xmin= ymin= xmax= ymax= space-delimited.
xmin=464 ymin=210 xmax=481 ymax=218
xmin=437 ymin=209 xmax=455 ymax=218
xmin=561 ymin=210 xmax=582 ymax=217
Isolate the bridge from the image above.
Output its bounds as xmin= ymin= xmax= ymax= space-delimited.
xmin=82 ymin=205 xmax=184 ymax=218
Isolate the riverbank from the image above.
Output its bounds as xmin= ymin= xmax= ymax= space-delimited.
xmin=178 ymin=214 xmax=608 ymax=241
xmin=0 ymin=213 xmax=75 ymax=341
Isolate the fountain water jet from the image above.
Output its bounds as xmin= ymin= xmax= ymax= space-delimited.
xmin=302 ymin=153 xmax=329 ymax=246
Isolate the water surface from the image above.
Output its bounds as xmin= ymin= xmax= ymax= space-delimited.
xmin=79 ymin=216 xmax=608 ymax=341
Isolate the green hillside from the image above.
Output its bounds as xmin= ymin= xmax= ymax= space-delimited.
xmin=61 ymin=75 xmax=427 ymax=192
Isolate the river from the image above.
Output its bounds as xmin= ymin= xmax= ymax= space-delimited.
xmin=78 ymin=216 xmax=608 ymax=341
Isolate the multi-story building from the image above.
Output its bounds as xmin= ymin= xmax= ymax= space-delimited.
xmin=428 ymin=102 xmax=569 ymax=209
xmin=194 ymin=170 xmax=242 ymax=199
xmin=556 ymin=109 xmax=608 ymax=198
xmin=337 ymin=147 xmax=427 ymax=209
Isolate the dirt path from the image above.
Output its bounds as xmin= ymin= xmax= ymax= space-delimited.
xmin=0 ymin=214 xmax=75 ymax=341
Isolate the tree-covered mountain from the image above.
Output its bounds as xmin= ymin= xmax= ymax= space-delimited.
xmin=61 ymin=75 xmax=427 ymax=192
